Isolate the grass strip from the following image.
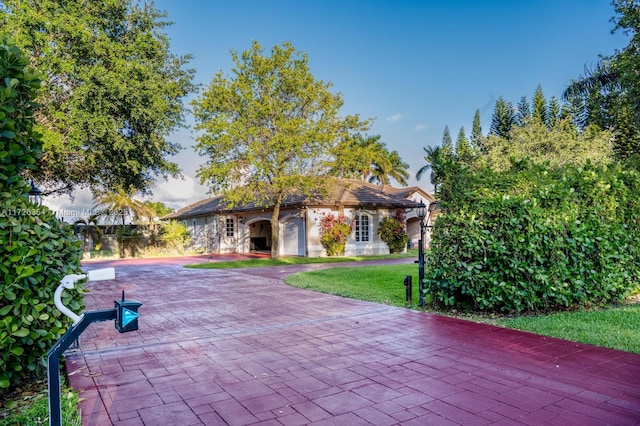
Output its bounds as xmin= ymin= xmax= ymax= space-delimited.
xmin=498 ymin=305 xmax=640 ymax=354
xmin=185 ymin=252 xmax=415 ymax=269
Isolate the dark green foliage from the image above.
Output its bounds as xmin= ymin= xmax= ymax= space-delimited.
xmin=548 ymin=97 xmax=562 ymax=128
xmin=0 ymin=42 xmax=83 ymax=391
xmin=0 ymin=0 xmax=196 ymax=194
xmin=116 ymin=226 xmax=142 ymax=258
xmin=0 ymin=203 xmax=83 ymax=390
xmin=516 ymin=96 xmax=530 ymax=126
xmin=455 ymin=126 xmax=473 ymax=163
xmin=471 ymin=109 xmax=483 ymax=150
xmin=489 ymin=97 xmax=515 ymax=139
xmin=612 ymin=102 xmax=640 ymax=159
xmin=562 ymin=1 xmax=640 ymax=161
xmin=0 ymin=43 xmax=42 ymax=184
xmin=426 ymin=160 xmax=640 ymax=313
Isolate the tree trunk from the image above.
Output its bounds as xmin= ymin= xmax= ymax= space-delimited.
xmin=270 ymin=198 xmax=283 ymax=260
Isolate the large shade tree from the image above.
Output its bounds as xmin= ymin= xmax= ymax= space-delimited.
xmin=193 ymin=41 xmax=368 ymax=259
xmin=0 ymin=0 xmax=196 ymax=194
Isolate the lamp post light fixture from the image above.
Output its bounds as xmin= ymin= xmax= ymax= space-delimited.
xmin=428 ymin=201 xmax=440 ymax=215
xmin=416 ymin=202 xmax=427 ymax=307
xmin=28 ymin=180 xmax=43 ymax=207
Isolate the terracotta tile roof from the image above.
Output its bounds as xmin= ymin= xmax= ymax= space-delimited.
xmin=163 ymin=179 xmax=433 ymax=220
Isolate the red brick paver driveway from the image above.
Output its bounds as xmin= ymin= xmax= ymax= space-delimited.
xmin=66 ymin=255 xmax=640 ymax=425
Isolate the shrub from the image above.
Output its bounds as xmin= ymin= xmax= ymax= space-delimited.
xmin=159 ymin=220 xmax=191 ymax=253
xmin=377 ymin=209 xmax=408 ymax=253
xmin=318 ymin=213 xmax=351 ymax=256
xmin=0 ymin=204 xmax=84 ymax=390
xmin=0 ymin=42 xmax=84 ymax=391
xmin=426 ymin=160 xmax=640 ymax=313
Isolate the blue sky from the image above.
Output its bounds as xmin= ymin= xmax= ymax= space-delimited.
xmin=48 ymin=0 xmax=630 ymax=214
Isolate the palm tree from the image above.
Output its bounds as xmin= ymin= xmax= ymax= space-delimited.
xmin=369 ymin=149 xmax=409 ymax=186
xmin=331 ymin=134 xmax=410 ymax=186
xmin=92 ymin=189 xmax=153 ymax=226
xmin=563 ymin=61 xmax=621 ymax=101
xmin=416 ymin=145 xmax=443 ymax=191
xmin=93 ymin=189 xmax=155 ymax=257
xmin=73 ymin=215 xmax=102 ymax=254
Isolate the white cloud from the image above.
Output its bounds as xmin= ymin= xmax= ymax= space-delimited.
xmin=150 ymin=175 xmax=205 ymax=210
xmin=40 ymin=175 xmax=206 ymax=222
xmin=385 ymin=113 xmax=403 ymax=123
xmin=414 ymin=124 xmax=428 ymax=132
xmin=43 ymin=188 xmax=94 ymax=222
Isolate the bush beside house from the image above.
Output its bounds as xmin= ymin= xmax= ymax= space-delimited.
xmin=318 ymin=213 xmax=352 ymax=256
xmin=377 ymin=210 xmax=408 ymax=253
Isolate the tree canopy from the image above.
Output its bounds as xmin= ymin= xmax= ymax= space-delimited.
xmin=479 ymin=117 xmax=613 ymax=171
xmin=0 ymin=0 xmax=196 ymax=194
xmin=193 ymin=41 xmax=368 ymax=258
xmin=563 ymin=0 xmax=640 ymax=161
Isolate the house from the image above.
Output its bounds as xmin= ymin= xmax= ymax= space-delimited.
xmin=163 ymin=179 xmax=437 ymax=257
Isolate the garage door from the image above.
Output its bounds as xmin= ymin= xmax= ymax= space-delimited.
xmin=281 ymin=218 xmax=305 ymax=256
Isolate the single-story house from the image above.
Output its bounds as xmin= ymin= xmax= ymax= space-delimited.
xmin=163 ymin=179 xmax=437 ymax=257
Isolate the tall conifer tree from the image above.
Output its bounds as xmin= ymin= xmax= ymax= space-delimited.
xmin=441 ymin=126 xmax=454 ymax=157
xmin=490 ymin=97 xmax=515 ymax=139
xmin=532 ymin=85 xmax=548 ymax=125
xmin=471 ymin=109 xmax=483 ymax=150
xmin=516 ymin=96 xmax=531 ymax=126
xmin=455 ymin=127 xmax=473 ymax=163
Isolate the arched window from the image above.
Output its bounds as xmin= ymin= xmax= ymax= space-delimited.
xmin=354 ymin=212 xmax=370 ymax=242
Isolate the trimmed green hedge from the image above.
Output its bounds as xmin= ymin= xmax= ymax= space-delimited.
xmin=0 ymin=41 xmax=84 ymax=390
xmin=426 ymin=161 xmax=640 ymax=313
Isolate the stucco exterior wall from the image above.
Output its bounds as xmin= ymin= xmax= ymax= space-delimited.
xmin=178 ymin=204 xmax=431 ymax=257
xmin=306 ymin=207 xmax=393 ymax=257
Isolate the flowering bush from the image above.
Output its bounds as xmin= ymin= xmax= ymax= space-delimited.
xmin=318 ymin=213 xmax=352 ymax=256
xmin=377 ymin=209 xmax=408 ymax=253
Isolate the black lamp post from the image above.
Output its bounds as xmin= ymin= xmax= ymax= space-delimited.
xmin=28 ymin=180 xmax=42 ymax=207
xmin=416 ymin=203 xmax=427 ymax=307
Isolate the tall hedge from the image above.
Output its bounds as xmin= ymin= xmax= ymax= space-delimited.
xmin=426 ymin=160 xmax=640 ymax=313
xmin=0 ymin=42 xmax=84 ymax=390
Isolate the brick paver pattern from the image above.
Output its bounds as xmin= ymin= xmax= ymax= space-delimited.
xmin=66 ymin=256 xmax=640 ymax=425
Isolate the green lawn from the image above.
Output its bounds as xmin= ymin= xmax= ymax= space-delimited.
xmin=185 ymin=252 xmax=416 ymax=269
xmin=286 ymin=264 xmax=421 ymax=307
xmin=285 ymin=263 xmax=640 ymax=354
xmin=0 ymin=385 xmax=81 ymax=426
xmin=499 ymin=306 xmax=640 ymax=354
